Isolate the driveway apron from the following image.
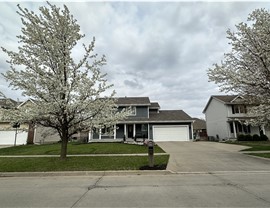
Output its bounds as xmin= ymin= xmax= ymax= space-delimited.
xmin=157 ymin=141 xmax=270 ymax=173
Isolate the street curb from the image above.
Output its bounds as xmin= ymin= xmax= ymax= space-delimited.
xmin=0 ymin=170 xmax=173 ymax=177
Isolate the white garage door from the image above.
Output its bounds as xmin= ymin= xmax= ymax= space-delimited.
xmin=153 ymin=125 xmax=189 ymax=141
xmin=0 ymin=131 xmax=28 ymax=145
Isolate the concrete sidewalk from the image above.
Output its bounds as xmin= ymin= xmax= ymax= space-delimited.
xmin=0 ymin=153 xmax=169 ymax=157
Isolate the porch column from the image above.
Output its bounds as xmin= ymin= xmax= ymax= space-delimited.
xmin=99 ymin=128 xmax=101 ymax=140
xmin=124 ymin=124 xmax=127 ymax=139
xmin=114 ymin=125 xmax=116 ymax=140
xmin=133 ymin=124 xmax=136 ymax=138
xmin=233 ymin=121 xmax=237 ymax=138
xmin=88 ymin=129 xmax=93 ymax=142
xmin=148 ymin=124 xmax=150 ymax=139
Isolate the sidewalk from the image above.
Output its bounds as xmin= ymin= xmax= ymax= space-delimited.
xmin=0 ymin=153 xmax=169 ymax=157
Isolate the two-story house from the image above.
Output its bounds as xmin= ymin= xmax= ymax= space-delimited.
xmin=203 ymin=95 xmax=265 ymax=140
xmin=91 ymin=97 xmax=194 ymax=142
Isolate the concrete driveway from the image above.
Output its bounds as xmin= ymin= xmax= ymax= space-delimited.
xmin=157 ymin=141 xmax=270 ymax=173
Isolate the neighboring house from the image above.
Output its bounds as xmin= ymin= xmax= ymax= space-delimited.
xmin=0 ymin=97 xmax=194 ymax=144
xmin=91 ymin=97 xmax=194 ymax=142
xmin=203 ymin=95 xmax=269 ymax=140
xmin=192 ymin=118 xmax=207 ymax=140
xmin=0 ymin=98 xmax=29 ymax=145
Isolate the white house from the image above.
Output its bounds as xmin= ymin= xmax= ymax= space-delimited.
xmin=203 ymin=95 xmax=270 ymax=140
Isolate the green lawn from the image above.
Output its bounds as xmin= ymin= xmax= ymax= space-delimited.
xmin=0 ymin=155 xmax=169 ymax=172
xmin=227 ymin=141 xmax=270 ymax=151
xmin=0 ymin=142 xmax=165 ymax=155
xmin=247 ymin=153 xmax=270 ymax=159
xmin=0 ymin=142 xmax=169 ymax=172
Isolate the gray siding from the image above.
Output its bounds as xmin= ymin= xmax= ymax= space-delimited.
xmin=118 ymin=106 xmax=148 ymax=118
xmin=136 ymin=106 xmax=148 ymax=118
xmin=205 ymin=98 xmax=229 ymax=139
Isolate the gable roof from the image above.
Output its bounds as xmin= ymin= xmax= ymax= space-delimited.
xmin=115 ymin=97 xmax=151 ymax=106
xmin=203 ymin=95 xmax=245 ymax=113
xmin=212 ymin=95 xmax=238 ymax=103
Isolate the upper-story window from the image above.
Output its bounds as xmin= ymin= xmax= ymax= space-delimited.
xmin=232 ymin=105 xmax=247 ymax=114
xmin=129 ymin=106 xmax=136 ymax=116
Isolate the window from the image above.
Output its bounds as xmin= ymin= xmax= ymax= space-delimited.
xmin=232 ymin=105 xmax=247 ymax=114
xmin=126 ymin=106 xmax=136 ymax=116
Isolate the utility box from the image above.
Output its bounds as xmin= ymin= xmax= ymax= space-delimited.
xmin=148 ymin=140 xmax=154 ymax=167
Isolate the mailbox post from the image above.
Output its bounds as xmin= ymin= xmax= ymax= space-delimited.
xmin=148 ymin=140 xmax=154 ymax=167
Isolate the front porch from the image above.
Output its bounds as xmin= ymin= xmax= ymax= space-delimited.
xmin=228 ymin=120 xmax=261 ymax=139
xmin=91 ymin=123 xmax=149 ymax=141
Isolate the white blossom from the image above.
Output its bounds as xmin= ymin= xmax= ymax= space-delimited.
xmin=1 ymin=3 xmax=129 ymax=159
xmin=208 ymin=8 xmax=270 ymax=126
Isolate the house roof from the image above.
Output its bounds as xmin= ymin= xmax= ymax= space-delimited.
xmin=115 ymin=97 xmax=151 ymax=106
xmin=192 ymin=118 xmax=206 ymax=130
xmin=149 ymin=110 xmax=193 ymax=122
xmin=0 ymin=98 xmax=18 ymax=108
xmin=150 ymin=102 xmax=160 ymax=109
xmin=212 ymin=95 xmax=238 ymax=103
xmin=202 ymin=95 xmax=245 ymax=113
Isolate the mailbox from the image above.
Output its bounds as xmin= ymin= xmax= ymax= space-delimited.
xmin=148 ymin=140 xmax=154 ymax=155
xmin=148 ymin=140 xmax=154 ymax=167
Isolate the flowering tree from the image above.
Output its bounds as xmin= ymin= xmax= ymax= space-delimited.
xmin=208 ymin=8 xmax=270 ymax=125
xmin=2 ymin=3 xmax=128 ymax=159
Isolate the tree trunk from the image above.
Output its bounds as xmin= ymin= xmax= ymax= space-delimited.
xmin=27 ymin=122 xmax=35 ymax=145
xmin=60 ymin=128 xmax=69 ymax=159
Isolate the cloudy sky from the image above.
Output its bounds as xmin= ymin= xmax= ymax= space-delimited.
xmin=1 ymin=1 xmax=270 ymax=118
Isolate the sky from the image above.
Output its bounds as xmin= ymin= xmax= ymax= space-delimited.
xmin=1 ymin=1 xmax=270 ymax=119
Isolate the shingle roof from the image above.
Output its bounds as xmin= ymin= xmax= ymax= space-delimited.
xmin=149 ymin=110 xmax=192 ymax=122
xmin=0 ymin=98 xmax=18 ymax=108
xmin=192 ymin=118 xmax=206 ymax=130
xmin=212 ymin=95 xmax=238 ymax=103
xmin=203 ymin=95 xmax=245 ymax=113
xmin=115 ymin=97 xmax=151 ymax=106
xmin=150 ymin=102 xmax=160 ymax=109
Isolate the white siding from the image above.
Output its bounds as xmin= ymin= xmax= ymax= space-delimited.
xmin=205 ymin=98 xmax=229 ymax=139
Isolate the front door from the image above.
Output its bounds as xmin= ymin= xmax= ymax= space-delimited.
xmin=127 ymin=124 xmax=134 ymax=138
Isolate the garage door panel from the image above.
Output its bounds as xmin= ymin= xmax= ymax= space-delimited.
xmin=153 ymin=125 xmax=189 ymax=142
xmin=0 ymin=131 xmax=28 ymax=145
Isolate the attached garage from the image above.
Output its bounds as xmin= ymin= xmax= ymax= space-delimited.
xmin=0 ymin=131 xmax=28 ymax=145
xmin=153 ymin=125 xmax=190 ymax=142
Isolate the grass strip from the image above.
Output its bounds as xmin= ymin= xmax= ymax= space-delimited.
xmin=0 ymin=155 xmax=169 ymax=172
xmin=0 ymin=143 xmax=165 ymax=155
xmin=247 ymin=153 xmax=270 ymax=159
xmin=227 ymin=141 xmax=270 ymax=151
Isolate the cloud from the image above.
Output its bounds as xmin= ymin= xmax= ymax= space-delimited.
xmin=1 ymin=1 xmax=270 ymax=118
